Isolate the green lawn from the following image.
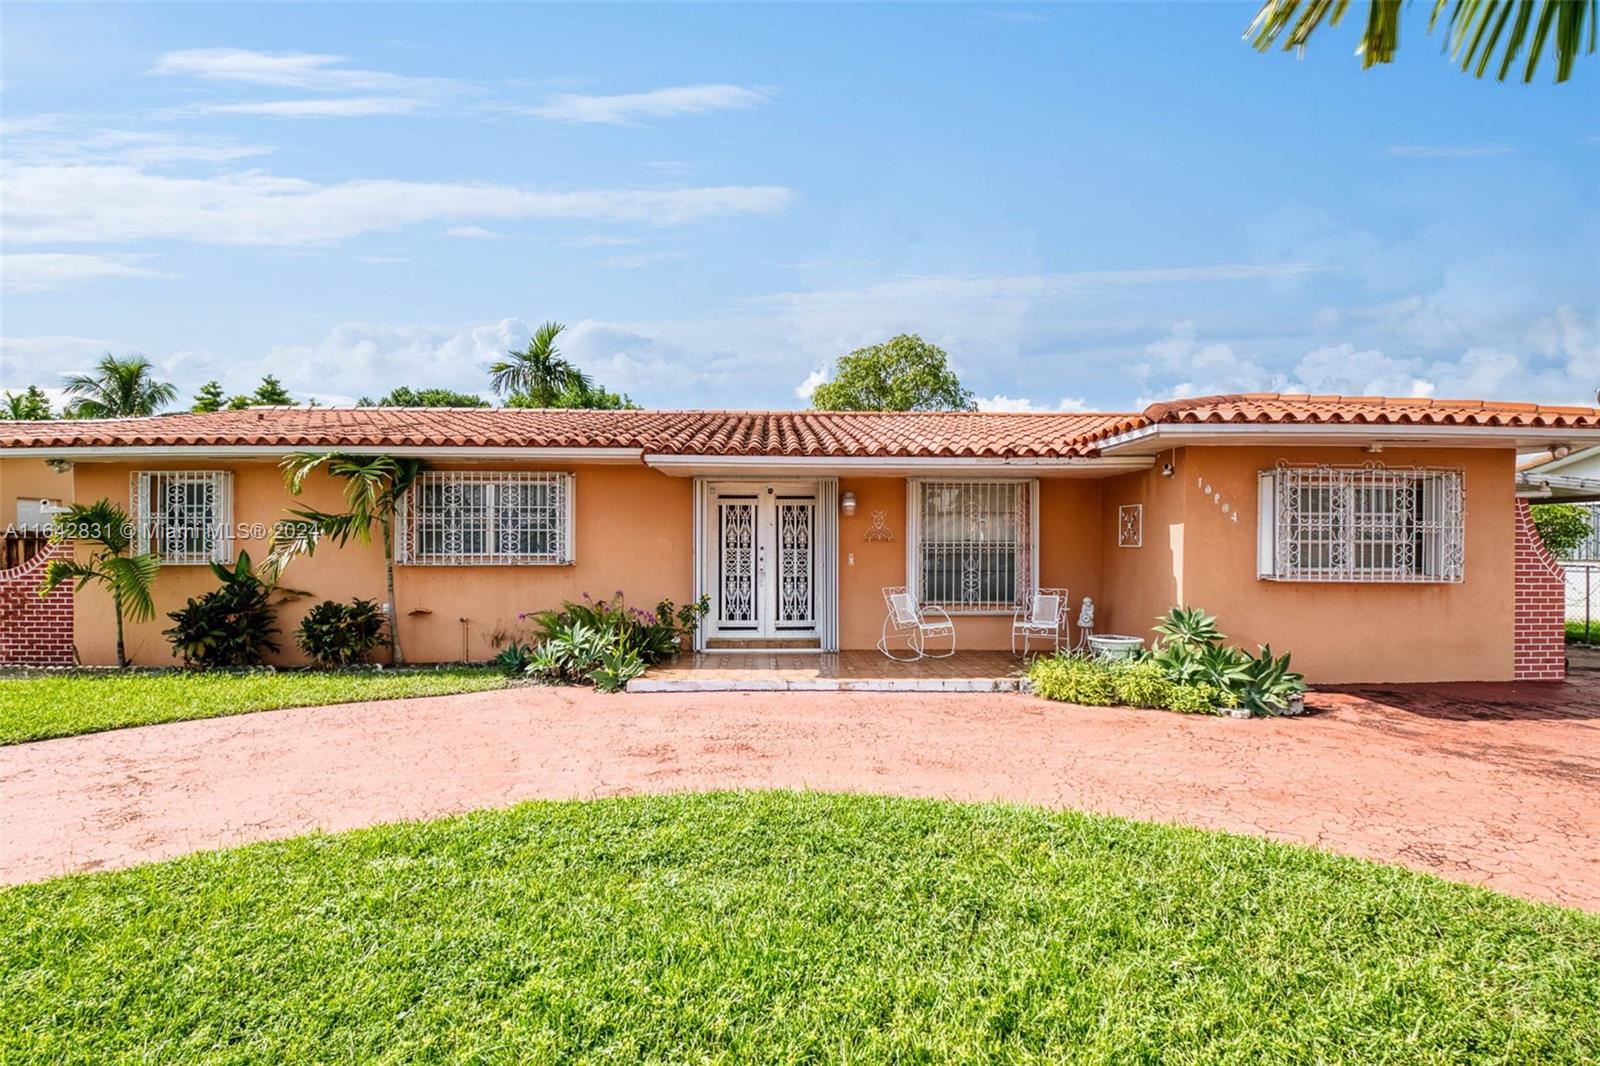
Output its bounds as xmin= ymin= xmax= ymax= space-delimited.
xmin=2 ymin=792 xmax=1594 ymax=1064
xmin=0 ymin=667 xmax=508 ymax=745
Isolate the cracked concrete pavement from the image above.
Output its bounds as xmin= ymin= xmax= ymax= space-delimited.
xmin=3 ymin=651 xmax=1596 ymax=909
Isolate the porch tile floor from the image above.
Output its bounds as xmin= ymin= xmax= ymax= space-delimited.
xmin=629 ymin=650 xmax=1028 ymax=693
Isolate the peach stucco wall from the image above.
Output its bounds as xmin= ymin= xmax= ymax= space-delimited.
xmin=1 ymin=457 xmax=74 ymax=529
xmin=1098 ymin=446 xmax=1517 ymax=684
xmin=67 ymin=461 xmax=693 ymax=667
xmin=45 ymin=448 xmax=1518 ymax=679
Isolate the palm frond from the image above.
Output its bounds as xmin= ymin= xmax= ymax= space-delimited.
xmin=40 ymin=558 xmax=96 ymax=596
xmin=102 ymin=554 xmax=162 ymax=622
xmin=1250 ymin=0 xmax=1594 ymax=81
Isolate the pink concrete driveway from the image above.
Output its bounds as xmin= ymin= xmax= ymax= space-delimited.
xmin=3 ymin=662 xmax=1596 ymax=909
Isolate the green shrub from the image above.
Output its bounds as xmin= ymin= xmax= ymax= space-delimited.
xmin=1108 ymin=659 xmax=1173 ymax=709
xmin=293 ymin=599 xmax=387 ymax=667
xmin=1027 ymin=655 xmax=1117 ymax=705
xmin=1567 ymin=620 xmax=1599 ymax=645
xmin=163 ymin=552 xmax=281 ymax=668
xmin=521 ymin=592 xmax=709 ymax=692
xmin=1165 ymin=683 xmax=1223 ymax=715
xmin=1531 ymin=503 xmax=1594 ymax=559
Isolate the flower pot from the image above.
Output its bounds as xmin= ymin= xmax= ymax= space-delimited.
xmin=1086 ymin=634 xmax=1144 ymax=660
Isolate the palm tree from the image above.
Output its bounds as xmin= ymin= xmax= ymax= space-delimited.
xmin=61 ymin=354 xmax=178 ymax=418
xmin=40 ymin=499 xmax=161 ymax=668
xmin=267 ymin=453 xmax=425 ymax=665
xmin=3 ymin=386 xmax=53 ymax=419
xmin=1249 ymin=0 xmax=1595 ymax=82
xmin=488 ymin=321 xmax=591 ymax=405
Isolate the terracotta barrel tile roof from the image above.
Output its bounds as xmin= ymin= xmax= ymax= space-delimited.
xmin=2 ymin=394 xmax=1594 ymax=458
xmin=1075 ymin=393 xmax=1600 ymax=445
xmin=0 ymin=407 xmax=1131 ymax=458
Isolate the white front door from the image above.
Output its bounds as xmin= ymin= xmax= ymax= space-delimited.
xmin=707 ymin=482 xmax=818 ymax=640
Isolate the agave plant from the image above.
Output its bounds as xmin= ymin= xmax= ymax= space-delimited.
xmin=1195 ymin=643 xmax=1255 ymax=692
xmin=1238 ymin=644 xmax=1308 ymax=716
xmin=1153 ymin=606 xmax=1225 ymax=649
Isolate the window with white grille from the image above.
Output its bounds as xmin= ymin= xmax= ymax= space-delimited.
xmin=131 ymin=471 xmax=233 ymax=564
xmin=908 ymin=480 xmax=1036 ymax=611
xmin=397 ymin=472 xmax=573 ymax=565
xmin=1257 ymin=464 xmax=1464 ymax=583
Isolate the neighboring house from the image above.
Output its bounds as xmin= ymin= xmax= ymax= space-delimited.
xmin=1518 ymin=444 xmax=1600 ymax=557
xmin=2 ymin=394 xmax=1597 ymax=682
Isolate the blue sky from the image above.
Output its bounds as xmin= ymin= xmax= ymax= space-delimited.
xmin=2 ymin=2 xmax=1597 ymax=411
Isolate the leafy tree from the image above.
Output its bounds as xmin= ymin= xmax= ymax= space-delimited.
xmin=61 ymin=354 xmax=177 ymax=418
xmin=251 ymin=375 xmax=295 ymax=405
xmin=809 ymin=334 xmax=976 ymax=412
xmin=40 ymin=499 xmax=161 ymax=668
xmin=1248 ymin=0 xmax=1595 ymax=83
xmin=3 ymin=385 xmax=53 ymax=419
xmin=358 ymin=386 xmax=490 ymax=408
xmin=489 ymin=321 xmax=591 ymax=405
xmin=1532 ymin=502 xmax=1595 ymax=558
xmin=192 ymin=381 xmax=227 ymax=413
xmin=268 ymin=454 xmax=426 ymax=665
xmin=505 ymin=380 xmax=641 ymax=410
xmin=225 ymin=394 xmax=253 ymax=411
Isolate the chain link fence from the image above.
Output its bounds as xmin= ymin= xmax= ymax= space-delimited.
xmin=1560 ymin=504 xmax=1600 ymax=642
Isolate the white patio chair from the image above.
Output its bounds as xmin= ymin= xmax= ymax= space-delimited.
xmin=877 ymin=586 xmax=956 ymax=662
xmin=1012 ymin=587 xmax=1068 ymax=656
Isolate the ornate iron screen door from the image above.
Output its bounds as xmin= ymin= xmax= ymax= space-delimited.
xmin=708 ymin=484 xmax=819 ymax=639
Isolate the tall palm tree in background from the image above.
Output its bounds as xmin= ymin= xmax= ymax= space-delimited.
xmin=40 ymin=499 xmax=161 ymax=668
xmin=61 ymin=354 xmax=178 ymax=418
xmin=267 ymin=453 xmax=426 ymax=665
xmin=1250 ymin=0 xmax=1595 ymax=82
xmin=488 ymin=321 xmax=591 ymax=406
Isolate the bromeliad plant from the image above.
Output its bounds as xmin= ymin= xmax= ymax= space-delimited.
xmin=516 ymin=592 xmax=710 ymax=692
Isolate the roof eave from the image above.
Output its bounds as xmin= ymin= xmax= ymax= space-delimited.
xmin=1094 ymin=422 xmax=1600 ymax=455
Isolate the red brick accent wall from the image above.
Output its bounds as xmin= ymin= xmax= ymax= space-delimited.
xmin=1513 ymin=499 xmax=1566 ymax=682
xmin=0 ymin=542 xmax=75 ymax=667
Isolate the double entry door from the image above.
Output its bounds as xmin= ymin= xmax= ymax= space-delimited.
xmin=707 ymin=482 xmax=818 ymax=641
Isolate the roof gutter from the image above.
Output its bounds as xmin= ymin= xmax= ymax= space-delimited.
xmin=641 ymin=453 xmax=1155 ymax=475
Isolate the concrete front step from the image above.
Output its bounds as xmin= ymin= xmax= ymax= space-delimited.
xmin=626 ymin=676 xmax=1024 ymax=693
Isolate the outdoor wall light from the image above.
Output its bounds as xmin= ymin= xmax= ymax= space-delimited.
xmin=840 ymin=491 xmax=857 ymax=516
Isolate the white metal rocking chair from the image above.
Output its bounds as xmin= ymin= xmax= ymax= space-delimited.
xmin=1011 ymin=587 xmax=1068 ymax=655
xmin=877 ymin=586 xmax=956 ymax=662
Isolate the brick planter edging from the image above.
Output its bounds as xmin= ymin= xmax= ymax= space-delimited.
xmin=1513 ymin=499 xmax=1566 ymax=682
xmin=0 ymin=542 xmax=75 ymax=667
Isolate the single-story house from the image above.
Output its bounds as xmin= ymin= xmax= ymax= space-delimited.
xmin=3 ymin=393 xmax=1598 ymax=683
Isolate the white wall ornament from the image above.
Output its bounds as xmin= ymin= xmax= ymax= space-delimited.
xmin=1196 ymin=475 xmax=1240 ymax=524
xmin=1117 ymin=504 xmax=1143 ymax=548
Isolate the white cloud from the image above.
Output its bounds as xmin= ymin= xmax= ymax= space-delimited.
xmin=598 ymin=250 xmax=685 ymax=269
xmin=1385 ymin=144 xmax=1514 ymax=159
xmin=529 ymin=84 xmax=768 ymax=124
xmin=444 ymin=225 xmax=502 ymax=239
xmin=1 ymin=253 xmax=172 ymax=292
xmin=1133 ymin=316 xmax=1599 ymax=406
xmin=2 ymin=164 xmax=795 ymax=245
xmin=197 ymin=97 xmax=425 ymax=117
xmin=150 ymin=48 xmax=451 ymax=94
xmin=357 ymin=254 xmax=409 ymax=264
xmin=974 ymin=394 xmax=1091 ymax=412
xmin=2 ymin=127 xmax=276 ymax=167
xmin=0 ymin=335 xmax=123 ymax=391
xmin=562 ymin=234 xmax=642 ymax=248
xmin=794 ymin=368 xmax=827 ymax=400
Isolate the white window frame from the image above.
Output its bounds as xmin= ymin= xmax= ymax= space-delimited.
xmin=906 ymin=479 xmax=1039 ymax=614
xmin=396 ymin=471 xmax=574 ymax=566
xmin=131 ymin=470 xmax=233 ymax=565
xmin=1257 ymin=463 xmax=1465 ymax=583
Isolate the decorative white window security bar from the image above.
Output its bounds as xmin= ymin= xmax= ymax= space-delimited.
xmin=396 ymin=471 xmax=574 ymax=565
xmin=1257 ymin=463 xmax=1465 ymax=583
xmin=908 ymin=479 xmax=1036 ymax=611
xmin=131 ymin=470 xmax=233 ymax=564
